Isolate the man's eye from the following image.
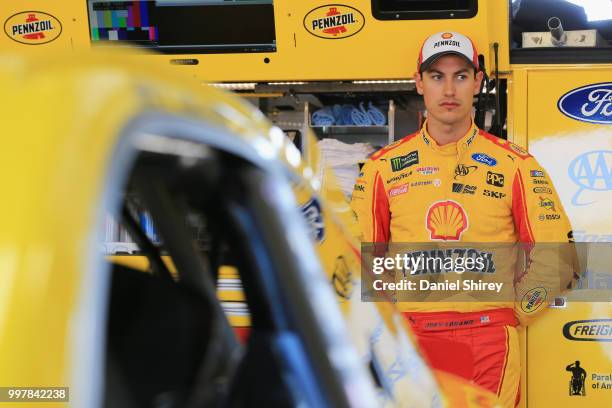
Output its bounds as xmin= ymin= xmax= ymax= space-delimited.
xmin=457 ymin=75 xmax=467 ymax=80
xmin=432 ymin=75 xmax=442 ymax=80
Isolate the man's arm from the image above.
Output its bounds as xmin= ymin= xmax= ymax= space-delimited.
xmin=511 ymin=155 xmax=579 ymax=325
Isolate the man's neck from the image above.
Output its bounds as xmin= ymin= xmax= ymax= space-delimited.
xmin=426 ymin=117 xmax=473 ymax=146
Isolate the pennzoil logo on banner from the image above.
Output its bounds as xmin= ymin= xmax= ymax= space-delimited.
xmin=304 ymin=5 xmax=365 ymax=39
xmin=4 ymin=11 xmax=62 ymax=45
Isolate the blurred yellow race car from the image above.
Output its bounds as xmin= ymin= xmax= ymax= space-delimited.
xmin=0 ymin=51 xmax=497 ymax=407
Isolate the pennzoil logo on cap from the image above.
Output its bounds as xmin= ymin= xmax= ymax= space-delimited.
xmin=4 ymin=11 xmax=62 ymax=45
xmin=303 ymin=5 xmax=365 ymax=39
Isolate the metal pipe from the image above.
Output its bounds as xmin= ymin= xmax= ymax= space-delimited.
xmin=548 ymin=17 xmax=567 ymax=46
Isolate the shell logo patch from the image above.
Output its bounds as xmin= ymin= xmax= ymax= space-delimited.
xmin=426 ymin=200 xmax=468 ymax=241
xmin=441 ymin=32 xmax=454 ymax=39
xmin=304 ymin=5 xmax=365 ymax=39
xmin=4 ymin=11 xmax=62 ymax=45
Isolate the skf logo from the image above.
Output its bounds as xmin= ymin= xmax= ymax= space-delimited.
xmin=441 ymin=32 xmax=453 ymax=39
xmin=4 ymin=11 xmax=62 ymax=45
xmin=520 ymin=287 xmax=547 ymax=313
xmin=353 ymin=183 xmax=365 ymax=192
xmin=426 ymin=200 xmax=468 ymax=241
xmin=539 ymin=197 xmax=556 ymax=211
xmin=483 ymin=189 xmax=506 ymax=199
xmin=563 ymin=319 xmax=612 ymax=342
xmin=304 ymin=5 xmax=365 ymax=39
xmin=486 ymin=171 xmax=504 ymax=187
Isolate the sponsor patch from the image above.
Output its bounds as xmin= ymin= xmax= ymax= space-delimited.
xmin=426 ymin=200 xmax=468 ymax=240
xmin=521 ymin=287 xmax=547 ymax=313
xmin=390 ymin=151 xmax=419 ymax=172
xmin=452 ymin=183 xmax=477 ymax=195
xmin=530 ymin=170 xmax=545 ymax=177
xmin=353 ymin=183 xmax=365 ymax=192
xmin=486 ymin=171 xmax=504 ymax=187
xmin=483 ymin=189 xmax=506 ymax=199
xmin=471 ymin=153 xmax=497 ymax=167
xmin=386 ymin=171 xmax=411 ymax=184
xmin=532 ymin=179 xmax=549 ymax=185
xmin=389 ymin=183 xmax=409 ymax=197
xmin=509 ymin=143 xmax=529 ymax=156
xmin=416 ymin=166 xmax=439 ymax=175
xmin=539 ymin=197 xmax=556 ymax=211
xmin=454 ymin=164 xmax=478 ymax=179
xmin=304 ymin=5 xmax=365 ymax=40
xmin=534 ymin=187 xmax=553 ymax=194
xmin=539 ymin=214 xmax=561 ymax=221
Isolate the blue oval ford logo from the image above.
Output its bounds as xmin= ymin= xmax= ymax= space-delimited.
xmin=471 ymin=153 xmax=497 ymax=167
xmin=568 ymin=150 xmax=612 ymax=206
xmin=558 ymin=83 xmax=612 ymax=124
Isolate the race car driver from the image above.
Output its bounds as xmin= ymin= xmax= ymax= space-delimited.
xmin=351 ymin=31 xmax=577 ymax=407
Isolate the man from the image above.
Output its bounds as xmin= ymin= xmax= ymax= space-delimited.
xmin=351 ymin=31 xmax=576 ymax=407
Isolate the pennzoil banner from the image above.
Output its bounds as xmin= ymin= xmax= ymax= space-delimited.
xmin=303 ymin=4 xmax=365 ymax=39
xmin=4 ymin=11 xmax=62 ymax=45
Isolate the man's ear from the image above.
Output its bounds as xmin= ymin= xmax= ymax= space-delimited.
xmin=415 ymin=71 xmax=424 ymax=95
xmin=473 ymin=70 xmax=484 ymax=95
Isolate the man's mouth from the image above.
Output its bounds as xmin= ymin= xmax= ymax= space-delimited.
xmin=440 ymin=101 xmax=459 ymax=109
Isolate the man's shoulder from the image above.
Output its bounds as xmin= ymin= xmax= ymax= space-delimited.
xmin=477 ymin=129 xmax=532 ymax=162
xmin=369 ymin=131 xmax=421 ymax=162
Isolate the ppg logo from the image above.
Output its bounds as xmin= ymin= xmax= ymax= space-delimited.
xmin=558 ymin=83 xmax=612 ymax=124
xmin=568 ymin=150 xmax=612 ymax=206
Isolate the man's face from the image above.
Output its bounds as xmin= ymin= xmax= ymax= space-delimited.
xmin=415 ymin=55 xmax=483 ymax=126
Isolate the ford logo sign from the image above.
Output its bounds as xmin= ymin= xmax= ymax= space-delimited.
xmin=558 ymin=83 xmax=612 ymax=124
xmin=568 ymin=150 xmax=612 ymax=206
xmin=471 ymin=153 xmax=497 ymax=167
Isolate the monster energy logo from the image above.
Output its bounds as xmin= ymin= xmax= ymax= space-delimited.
xmin=390 ymin=151 xmax=419 ymax=172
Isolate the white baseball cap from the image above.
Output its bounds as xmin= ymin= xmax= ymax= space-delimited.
xmin=417 ymin=31 xmax=479 ymax=73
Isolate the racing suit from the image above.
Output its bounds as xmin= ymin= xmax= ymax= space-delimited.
xmin=351 ymin=120 xmax=577 ymax=407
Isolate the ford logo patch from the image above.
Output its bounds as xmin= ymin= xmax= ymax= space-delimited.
xmin=471 ymin=153 xmax=497 ymax=167
xmin=558 ymin=83 xmax=612 ymax=124
xmin=568 ymin=150 xmax=612 ymax=206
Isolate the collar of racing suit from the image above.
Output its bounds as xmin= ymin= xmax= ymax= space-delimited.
xmin=420 ymin=119 xmax=479 ymax=158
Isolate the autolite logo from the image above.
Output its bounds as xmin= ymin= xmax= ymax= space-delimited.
xmin=304 ymin=5 xmax=365 ymax=39
xmin=4 ymin=11 xmax=62 ymax=45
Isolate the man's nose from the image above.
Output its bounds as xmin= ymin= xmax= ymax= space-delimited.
xmin=443 ymin=78 xmax=455 ymax=96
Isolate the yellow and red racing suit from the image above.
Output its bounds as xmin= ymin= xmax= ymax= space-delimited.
xmin=351 ymin=120 xmax=577 ymax=407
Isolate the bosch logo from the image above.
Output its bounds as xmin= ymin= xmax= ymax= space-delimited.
xmin=558 ymin=83 xmax=612 ymax=124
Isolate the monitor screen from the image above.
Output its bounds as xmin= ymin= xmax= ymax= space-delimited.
xmin=87 ymin=1 xmax=276 ymax=54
